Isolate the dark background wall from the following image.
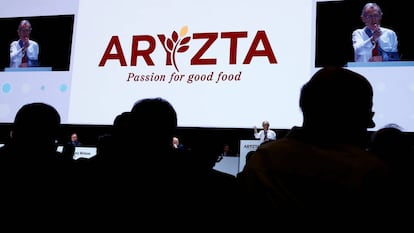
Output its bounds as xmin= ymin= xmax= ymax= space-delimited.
xmin=0 ymin=123 xmax=291 ymax=155
xmin=2 ymin=123 xmax=413 ymax=156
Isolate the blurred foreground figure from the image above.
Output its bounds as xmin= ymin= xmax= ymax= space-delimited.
xmin=0 ymin=102 xmax=62 ymax=166
xmin=237 ymin=67 xmax=390 ymax=228
xmin=0 ymin=102 xmax=66 ymax=216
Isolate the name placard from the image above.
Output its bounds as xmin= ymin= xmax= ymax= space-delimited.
xmin=73 ymin=146 xmax=97 ymax=160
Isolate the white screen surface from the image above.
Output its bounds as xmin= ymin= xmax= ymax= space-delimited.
xmin=1 ymin=0 xmax=413 ymax=132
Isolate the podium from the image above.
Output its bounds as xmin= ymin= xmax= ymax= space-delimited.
xmin=238 ymin=140 xmax=261 ymax=172
xmin=4 ymin=67 xmax=52 ymax=72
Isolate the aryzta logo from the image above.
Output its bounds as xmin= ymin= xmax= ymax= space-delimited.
xmin=99 ymin=26 xmax=277 ymax=72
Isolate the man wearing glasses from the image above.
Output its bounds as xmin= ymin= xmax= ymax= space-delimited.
xmin=9 ymin=19 xmax=39 ymax=68
xmin=352 ymin=3 xmax=399 ymax=62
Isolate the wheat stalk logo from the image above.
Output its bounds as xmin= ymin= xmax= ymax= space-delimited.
xmin=159 ymin=26 xmax=191 ymax=72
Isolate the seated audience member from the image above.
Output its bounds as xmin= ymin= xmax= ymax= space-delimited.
xmin=221 ymin=143 xmax=236 ymax=156
xmin=110 ymin=97 xmax=240 ymax=228
xmin=369 ymin=124 xmax=412 ymax=172
xmin=368 ymin=124 xmax=414 ymax=215
xmin=172 ymin=136 xmax=184 ymax=150
xmin=217 ymin=143 xmax=237 ymax=162
xmin=254 ymin=120 xmax=277 ymax=143
xmin=0 ymin=102 xmax=62 ymax=166
xmin=96 ymin=111 xmax=131 ymax=161
xmin=62 ymin=132 xmax=83 ymax=160
xmin=237 ymin=66 xmax=390 ymax=227
xmin=245 ymin=150 xmax=256 ymax=161
xmin=0 ymin=102 xmax=66 ymax=208
xmin=69 ymin=133 xmax=83 ymax=147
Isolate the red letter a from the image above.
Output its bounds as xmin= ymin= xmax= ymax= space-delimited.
xmin=99 ymin=36 xmax=127 ymax=66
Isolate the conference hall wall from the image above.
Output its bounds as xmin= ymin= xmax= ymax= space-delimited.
xmin=1 ymin=0 xmax=413 ymax=150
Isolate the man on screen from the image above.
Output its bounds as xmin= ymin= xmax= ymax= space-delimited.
xmin=352 ymin=3 xmax=399 ymax=62
xmin=9 ymin=19 xmax=39 ymax=68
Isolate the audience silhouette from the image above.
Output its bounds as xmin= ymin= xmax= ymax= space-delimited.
xmin=94 ymin=98 xmax=240 ymax=229
xmin=369 ymin=124 xmax=414 ymax=222
xmin=0 ymin=102 xmax=69 ymax=218
xmin=237 ymin=66 xmax=391 ymax=228
xmin=62 ymin=132 xmax=83 ymax=161
xmin=0 ymin=102 xmax=62 ymax=169
xmin=5 ymin=92 xmax=412 ymax=229
xmin=96 ymin=111 xmax=131 ymax=162
xmin=2 ymin=83 xmax=413 ymax=230
xmin=369 ymin=124 xmax=412 ymax=172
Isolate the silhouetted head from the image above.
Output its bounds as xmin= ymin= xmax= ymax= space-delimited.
xmin=299 ymin=66 xmax=374 ymax=144
xmin=112 ymin=111 xmax=131 ymax=136
xmin=370 ymin=126 xmax=412 ymax=169
xmin=11 ymin=102 xmax=61 ymax=152
xmin=129 ymin=97 xmax=177 ymax=149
